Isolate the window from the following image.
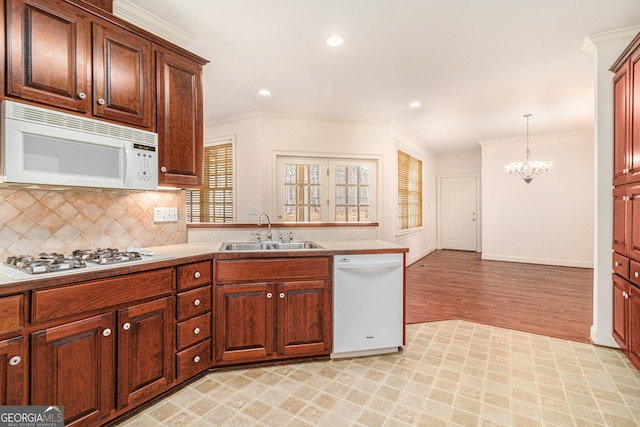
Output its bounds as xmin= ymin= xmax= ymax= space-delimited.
xmin=187 ymin=140 xmax=233 ymax=223
xmin=397 ymin=149 xmax=422 ymax=231
xmin=276 ymin=156 xmax=377 ymax=222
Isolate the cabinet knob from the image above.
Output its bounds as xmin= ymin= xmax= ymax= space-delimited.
xmin=9 ymin=356 xmax=21 ymax=366
xmin=615 ymin=262 xmax=620 ymax=267
xmin=78 ymin=92 xmax=86 ymax=100
xmin=97 ymin=98 xmax=106 ymax=105
xmin=103 ymin=328 xmax=112 ymax=337
xmin=279 ymin=292 xmax=285 ymax=299
xmin=193 ymin=356 xmax=201 ymax=363
xmin=194 ymin=327 xmax=201 ymax=335
xmin=161 ymin=166 xmax=167 ymax=173
xmin=122 ymin=322 xmax=131 ymax=331
xmin=624 ymin=291 xmax=628 ymax=298
xmin=267 ymin=292 xmax=273 ymax=299
xmin=193 ymin=299 xmax=201 ymax=306
xmin=635 ymin=272 xmax=639 ymax=278
xmin=194 ymin=271 xmax=201 ymax=279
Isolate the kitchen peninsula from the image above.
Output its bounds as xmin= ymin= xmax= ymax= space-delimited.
xmin=0 ymin=239 xmax=407 ymax=426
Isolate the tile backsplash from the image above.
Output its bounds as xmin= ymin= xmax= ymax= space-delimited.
xmin=0 ymin=188 xmax=186 ymax=260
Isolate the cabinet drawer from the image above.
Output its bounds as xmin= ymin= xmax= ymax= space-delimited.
xmin=32 ymin=268 xmax=173 ymax=322
xmin=177 ymin=339 xmax=211 ymax=380
xmin=0 ymin=294 xmax=24 ymax=335
xmin=614 ymin=252 xmax=630 ymax=279
xmin=177 ymin=312 xmax=211 ymax=350
xmin=177 ymin=286 xmax=212 ymax=321
xmin=177 ymin=260 xmax=212 ymax=290
xmin=630 ymin=261 xmax=640 ymax=286
xmin=216 ymin=257 xmax=330 ymax=282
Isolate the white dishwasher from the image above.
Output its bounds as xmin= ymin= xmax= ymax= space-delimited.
xmin=332 ymin=253 xmax=404 ymax=358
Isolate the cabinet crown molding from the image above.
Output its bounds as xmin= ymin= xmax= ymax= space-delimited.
xmin=113 ymin=0 xmax=195 ymax=47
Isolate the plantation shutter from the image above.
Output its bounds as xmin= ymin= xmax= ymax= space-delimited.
xmin=187 ymin=142 xmax=233 ymax=222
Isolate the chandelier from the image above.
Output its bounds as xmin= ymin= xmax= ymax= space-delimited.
xmin=504 ymin=114 xmax=553 ymax=184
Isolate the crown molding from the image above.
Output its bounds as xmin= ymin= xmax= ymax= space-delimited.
xmin=112 ymin=0 xmax=195 ymax=47
xmin=582 ymin=25 xmax=640 ymax=53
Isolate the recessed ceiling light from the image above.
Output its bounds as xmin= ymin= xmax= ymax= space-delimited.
xmin=409 ymin=101 xmax=422 ymax=108
xmin=325 ymin=36 xmax=344 ymax=47
xmin=258 ymin=89 xmax=271 ymax=96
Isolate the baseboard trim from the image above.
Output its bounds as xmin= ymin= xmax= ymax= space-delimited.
xmin=481 ymin=253 xmax=593 ymax=269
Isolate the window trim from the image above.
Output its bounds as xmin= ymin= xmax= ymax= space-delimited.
xmin=274 ymin=152 xmax=380 ymax=223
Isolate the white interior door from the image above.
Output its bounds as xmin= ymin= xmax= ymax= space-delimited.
xmin=441 ymin=176 xmax=477 ymax=251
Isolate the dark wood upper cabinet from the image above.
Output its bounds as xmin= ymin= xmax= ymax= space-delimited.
xmin=155 ymin=47 xmax=204 ymax=188
xmin=6 ymin=0 xmax=89 ymax=112
xmin=92 ymin=22 xmax=153 ymax=128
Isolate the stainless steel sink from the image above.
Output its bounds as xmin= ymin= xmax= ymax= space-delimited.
xmin=219 ymin=241 xmax=324 ymax=251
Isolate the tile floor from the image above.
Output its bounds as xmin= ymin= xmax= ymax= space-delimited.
xmin=116 ymin=320 xmax=640 ymax=426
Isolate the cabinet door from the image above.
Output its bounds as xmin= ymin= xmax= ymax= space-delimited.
xmin=31 ymin=313 xmax=114 ymax=427
xmin=614 ymin=61 xmax=631 ymax=185
xmin=277 ymin=280 xmax=332 ymax=357
xmin=92 ymin=22 xmax=153 ymax=128
xmin=117 ymin=296 xmax=174 ymax=409
xmin=0 ymin=336 xmax=25 ymax=405
xmin=630 ymin=185 xmax=640 ymax=261
xmin=155 ymin=48 xmax=204 ymax=187
xmin=613 ymin=275 xmax=629 ymax=350
xmin=6 ymin=0 xmax=89 ymax=112
xmin=629 ymin=284 xmax=640 ymax=369
xmin=613 ymin=186 xmax=631 ymax=256
xmin=630 ymin=50 xmax=640 ymax=181
xmin=215 ymin=283 xmax=273 ymax=364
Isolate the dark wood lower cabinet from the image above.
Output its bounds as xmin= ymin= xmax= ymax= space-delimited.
xmin=214 ymin=278 xmax=331 ymax=366
xmin=117 ymin=297 xmax=174 ymax=409
xmin=31 ymin=297 xmax=174 ymax=426
xmin=629 ymin=284 xmax=640 ymax=369
xmin=0 ymin=336 xmax=26 ymax=405
xmin=31 ymin=313 xmax=114 ymax=426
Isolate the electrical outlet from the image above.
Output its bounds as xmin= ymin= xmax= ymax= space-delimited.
xmin=514 ymin=243 xmax=520 ymax=250
xmin=154 ymin=207 xmax=178 ymax=222
xmin=248 ymin=206 xmax=259 ymax=215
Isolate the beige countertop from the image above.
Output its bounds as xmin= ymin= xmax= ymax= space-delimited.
xmin=0 ymin=240 xmax=407 ymax=288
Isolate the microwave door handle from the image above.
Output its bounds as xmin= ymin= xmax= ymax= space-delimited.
xmin=124 ymin=144 xmax=132 ymax=188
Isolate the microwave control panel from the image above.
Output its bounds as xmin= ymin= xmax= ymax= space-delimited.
xmin=132 ymin=143 xmax=158 ymax=189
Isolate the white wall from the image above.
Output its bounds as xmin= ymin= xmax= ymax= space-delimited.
xmin=479 ymin=132 xmax=594 ymax=268
xmin=197 ymin=113 xmax=436 ymax=264
xmin=436 ymin=150 xmax=482 ymax=176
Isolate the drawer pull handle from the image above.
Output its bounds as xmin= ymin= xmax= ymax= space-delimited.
xmin=122 ymin=322 xmax=131 ymax=331
xmin=194 ymin=327 xmax=201 ymax=335
xmin=9 ymin=356 xmax=21 ymax=366
xmin=194 ymin=271 xmax=201 ymax=279
xmin=194 ymin=299 xmax=201 ymax=306
xmin=103 ymin=328 xmax=112 ymax=337
xmin=193 ymin=356 xmax=201 ymax=363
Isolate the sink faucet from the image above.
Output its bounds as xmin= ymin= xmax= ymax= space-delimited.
xmin=257 ymin=212 xmax=272 ymax=242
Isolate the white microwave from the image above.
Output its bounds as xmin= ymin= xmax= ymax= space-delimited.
xmin=0 ymin=100 xmax=158 ymax=191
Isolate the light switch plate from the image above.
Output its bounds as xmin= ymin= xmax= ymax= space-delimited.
xmin=154 ymin=207 xmax=178 ymax=222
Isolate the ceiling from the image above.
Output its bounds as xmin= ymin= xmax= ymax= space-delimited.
xmin=127 ymin=0 xmax=640 ymax=154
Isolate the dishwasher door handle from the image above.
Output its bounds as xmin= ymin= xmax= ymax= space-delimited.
xmin=336 ymin=261 xmax=402 ymax=270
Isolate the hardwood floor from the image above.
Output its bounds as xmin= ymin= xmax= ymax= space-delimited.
xmin=405 ymin=250 xmax=594 ymax=343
